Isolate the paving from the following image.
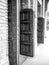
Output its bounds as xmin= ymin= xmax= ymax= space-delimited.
xmin=22 ymin=37 xmax=49 ymax=65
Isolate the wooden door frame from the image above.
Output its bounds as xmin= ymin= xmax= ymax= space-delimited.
xmin=8 ymin=0 xmax=18 ymax=65
xmin=17 ymin=0 xmax=20 ymax=65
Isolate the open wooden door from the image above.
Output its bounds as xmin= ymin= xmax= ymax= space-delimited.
xmin=20 ymin=9 xmax=34 ymax=57
xmin=37 ymin=17 xmax=44 ymax=43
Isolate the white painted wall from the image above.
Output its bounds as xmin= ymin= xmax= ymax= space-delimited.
xmin=0 ymin=0 xmax=9 ymax=65
xmin=45 ymin=2 xmax=49 ymax=43
xmin=33 ymin=0 xmax=38 ymax=56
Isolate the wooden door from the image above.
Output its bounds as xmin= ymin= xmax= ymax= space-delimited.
xmin=20 ymin=9 xmax=34 ymax=57
xmin=37 ymin=17 xmax=44 ymax=43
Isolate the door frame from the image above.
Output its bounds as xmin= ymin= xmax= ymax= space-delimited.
xmin=8 ymin=0 xmax=18 ymax=65
xmin=17 ymin=0 xmax=20 ymax=65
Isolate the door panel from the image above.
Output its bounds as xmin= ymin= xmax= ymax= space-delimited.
xmin=20 ymin=9 xmax=34 ymax=57
xmin=37 ymin=17 xmax=44 ymax=43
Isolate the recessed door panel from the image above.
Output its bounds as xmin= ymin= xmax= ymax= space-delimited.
xmin=20 ymin=9 xmax=34 ymax=57
xmin=37 ymin=17 xmax=44 ymax=43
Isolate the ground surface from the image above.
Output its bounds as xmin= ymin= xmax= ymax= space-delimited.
xmin=22 ymin=36 xmax=49 ymax=65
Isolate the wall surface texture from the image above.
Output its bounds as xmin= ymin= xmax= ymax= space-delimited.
xmin=0 ymin=0 xmax=9 ymax=65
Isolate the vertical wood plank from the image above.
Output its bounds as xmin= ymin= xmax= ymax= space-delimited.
xmin=8 ymin=0 xmax=17 ymax=65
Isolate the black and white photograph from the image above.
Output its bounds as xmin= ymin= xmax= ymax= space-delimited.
xmin=0 ymin=0 xmax=49 ymax=65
